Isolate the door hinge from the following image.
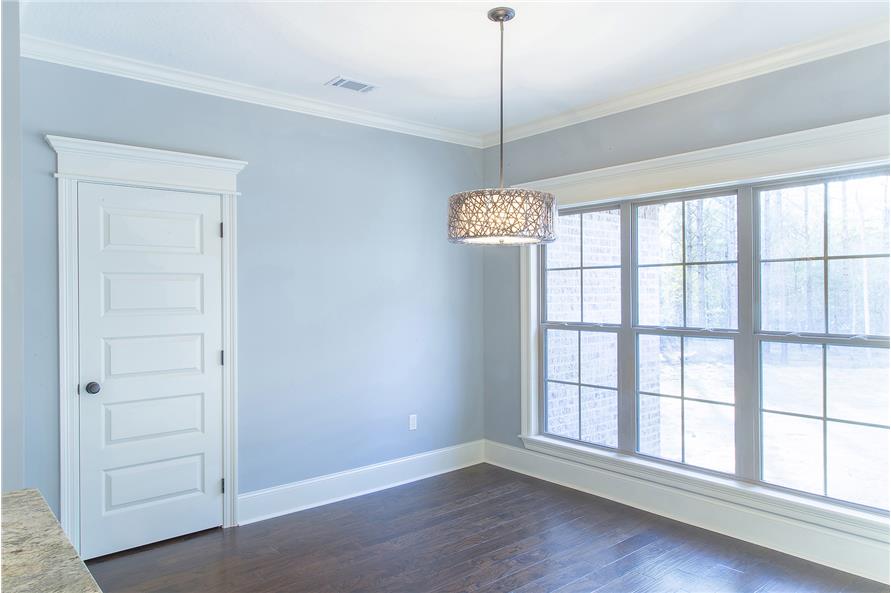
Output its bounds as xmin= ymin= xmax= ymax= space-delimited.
xmin=220 ymin=222 xmax=224 ymax=238
xmin=221 ymin=478 xmax=225 ymax=494
xmin=220 ymin=350 xmax=225 ymax=365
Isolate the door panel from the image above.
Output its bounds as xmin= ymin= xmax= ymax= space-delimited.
xmin=103 ymin=454 xmax=205 ymax=510
xmin=102 ymin=207 xmax=203 ymax=253
xmin=78 ymin=182 xmax=223 ymax=559
xmin=103 ymin=333 xmax=205 ymax=378
xmin=103 ymin=393 xmax=205 ymax=444
xmin=102 ymin=273 xmax=204 ymax=316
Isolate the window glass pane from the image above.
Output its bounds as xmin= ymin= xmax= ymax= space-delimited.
xmin=638 ymin=394 xmax=681 ymax=462
xmin=827 ymin=176 xmax=890 ymax=257
xmin=638 ymin=202 xmax=683 ymax=265
xmin=581 ymin=387 xmax=618 ymax=448
xmin=683 ymin=337 xmax=735 ymax=404
xmin=581 ymin=332 xmax=617 ymax=388
xmin=583 ymin=268 xmax=621 ymax=324
xmin=826 ymin=345 xmax=889 ymax=426
xmin=685 ymin=263 xmax=738 ymax=329
xmin=546 ymin=270 xmax=580 ymax=322
xmin=546 ymin=329 xmax=578 ymax=383
xmin=760 ymin=260 xmax=824 ymax=333
xmin=546 ymin=213 xmax=580 ymax=269
xmin=762 ymin=412 xmax=824 ymax=495
xmin=685 ymin=400 xmax=735 ymax=474
xmin=638 ymin=266 xmax=683 ymax=326
xmin=828 ymin=257 xmax=889 ymax=336
xmin=638 ymin=334 xmax=681 ymax=396
xmin=827 ymin=422 xmax=888 ymax=509
xmin=685 ymin=194 xmax=737 ymax=262
xmin=546 ymin=382 xmax=579 ymax=440
xmin=760 ymin=184 xmax=824 ymax=259
xmin=583 ymin=209 xmax=621 ymax=266
xmin=761 ymin=342 xmax=823 ymax=416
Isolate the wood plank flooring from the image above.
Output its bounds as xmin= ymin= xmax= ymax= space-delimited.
xmin=87 ymin=464 xmax=887 ymax=593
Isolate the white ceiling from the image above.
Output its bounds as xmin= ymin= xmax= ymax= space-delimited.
xmin=20 ymin=1 xmax=889 ymax=146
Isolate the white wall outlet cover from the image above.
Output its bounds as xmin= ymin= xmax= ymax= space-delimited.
xmin=409 ymin=415 xmax=418 ymax=431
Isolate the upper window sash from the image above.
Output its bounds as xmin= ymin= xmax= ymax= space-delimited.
xmin=631 ymin=190 xmax=740 ymax=332
xmin=541 ymin=204 xmax=623 ymax=327
xmin=752 ymin=168 xmax=891 ymax=340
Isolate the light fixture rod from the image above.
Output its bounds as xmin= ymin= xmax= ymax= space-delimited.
xmin=499 ymin=19 xmax=504 ymax=189
xmin=488 ymin=6 xmax=514 ymax=188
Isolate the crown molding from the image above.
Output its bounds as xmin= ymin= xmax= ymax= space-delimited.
xmin=21 ymin=19 xmax=888 ymax=150
xmin=22 ymin=35 xmax=484 ymax=148
xmin=523 ymin=115 xmax=890 ymax=206
xmin=481 ymin=20 xmax=890 ymax=147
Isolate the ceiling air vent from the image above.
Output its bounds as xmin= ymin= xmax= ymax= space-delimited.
xmin=325 ymin=76 xmax=376 ymax=93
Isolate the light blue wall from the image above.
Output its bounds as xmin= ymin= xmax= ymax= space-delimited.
xmin=17 ymin=41 xmax=891 ymax=512
xmin=2 ymin=1 xmax=25 ymax=493
xmin=482 ymin=43 xmax=891 ymax=447
xmin=20 ymin=58 xmax=486 ymax=512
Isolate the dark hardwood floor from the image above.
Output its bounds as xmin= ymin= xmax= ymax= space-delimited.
xmin=87 ymin=464 xmax=887 ymax=593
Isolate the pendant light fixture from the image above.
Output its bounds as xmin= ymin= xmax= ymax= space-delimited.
xmin=448 ymin=6 xmax=557 ymax=246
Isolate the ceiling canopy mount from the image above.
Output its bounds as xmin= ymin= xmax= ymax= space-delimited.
xmin=487 ymin=7 xmax=515 ymax=22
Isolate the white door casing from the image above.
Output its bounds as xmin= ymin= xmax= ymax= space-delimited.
xmin=48 ymin=136 xmax=246 ymax=557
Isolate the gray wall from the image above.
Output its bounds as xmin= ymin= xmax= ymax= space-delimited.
xmin=483 ymin=43 xmax=891 ymax=447
xmin=15 ymin=41 xmax=891 ymax=511
xmin=2 ymin=1 xmax=25 ymax=493
xmin=20 ymin=58 xmax=486 ymax=512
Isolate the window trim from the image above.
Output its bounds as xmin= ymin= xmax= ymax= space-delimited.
xmin=520 ymin=432 xmax=888 ymax=542
xmin=522 ymin=164 xmax=890 ymax=517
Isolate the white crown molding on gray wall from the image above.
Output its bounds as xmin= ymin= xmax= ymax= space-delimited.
xmin=21 ymin=36 xmax=483 ymax=148
xmin=480 ymin=19 xmax=890 ymax=147
xmin=21 ymin=20 xmax=889 ymax=149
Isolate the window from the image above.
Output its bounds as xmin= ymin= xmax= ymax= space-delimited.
xmin=544 ymin=208 xmax=621 ymax=447
xmin=635 ymin=193 xmax=738 ymax=474
xmin=757 ymin=174 xmax=890 ymax=510
xmin=540 ymin=169 xmax=890 ymax=511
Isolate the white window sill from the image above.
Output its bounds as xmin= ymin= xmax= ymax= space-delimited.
xmin=520 ymin=434 xmax=889 ymax=543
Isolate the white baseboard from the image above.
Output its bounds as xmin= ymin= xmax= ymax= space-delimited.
xmin=236 ymin=436 xmax=887 ymax=583
xmin=483 ymin=439 xmax=890 ymax=584
xmin=237 ymin=440 xmax=485 ymax=525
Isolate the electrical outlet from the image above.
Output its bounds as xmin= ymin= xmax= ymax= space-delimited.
xmin=409 ymin=414 xmax=418 ymax=431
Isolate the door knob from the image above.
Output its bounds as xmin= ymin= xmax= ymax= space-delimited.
xmin=84 ymin=382 xmax=101 ymax=395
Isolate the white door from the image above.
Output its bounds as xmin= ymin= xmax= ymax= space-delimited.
xmin=77 ymin=182 xmax=224 ymax=559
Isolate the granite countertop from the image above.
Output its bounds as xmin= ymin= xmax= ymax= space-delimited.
xmin=2 ymin=489 xmax=102 ymax=593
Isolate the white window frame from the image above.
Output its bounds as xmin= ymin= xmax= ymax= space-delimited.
xmin=518 ymin=117 xmax=891 ymax=542
xmin=536 ymin=168 xmax=889 ymax=507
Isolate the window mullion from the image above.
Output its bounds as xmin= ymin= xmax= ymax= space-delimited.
xmin=735 ymin=186 xmax=757 ymax=480
xmin=618 ymin=201 xmax=636 ymax=453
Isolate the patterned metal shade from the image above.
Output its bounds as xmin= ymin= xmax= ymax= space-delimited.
xmin=448 ymin=187 xmax=557 ymax=245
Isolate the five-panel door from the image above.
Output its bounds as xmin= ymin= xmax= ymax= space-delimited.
xmin=77 ymin=182 xmax=224 ymax=559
